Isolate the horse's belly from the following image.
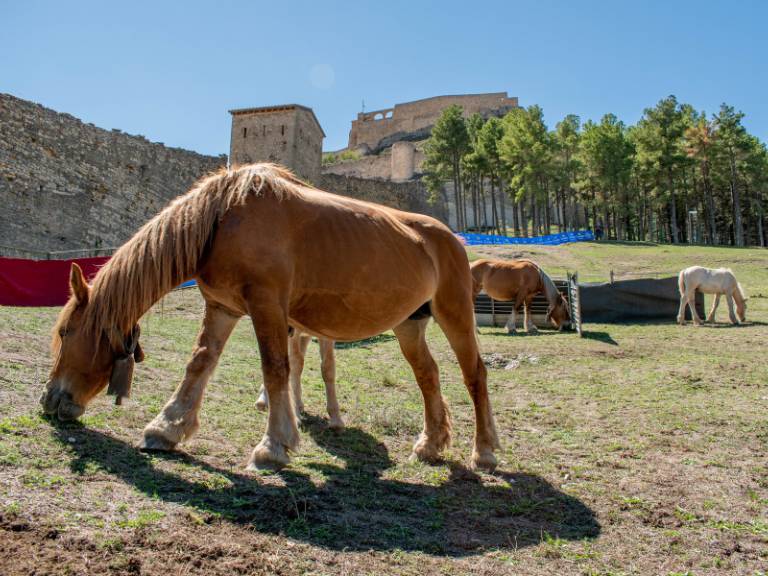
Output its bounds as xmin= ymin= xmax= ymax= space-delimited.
xmin=289 ymin=288 xmax=430 ymax=341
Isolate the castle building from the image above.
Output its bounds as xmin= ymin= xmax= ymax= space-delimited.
xmin=228 ymin=104 xmax=324 ymax=182
xmin=348 ymin=92 xmax=518 ymax=153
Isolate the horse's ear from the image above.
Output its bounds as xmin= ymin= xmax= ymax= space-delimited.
xmin=69 ymin=263 xmax=89 ymax=304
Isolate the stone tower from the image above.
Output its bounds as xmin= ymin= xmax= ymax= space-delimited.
xmin=391 ymin=141 xmax=415 ymax=181
xmin=229 ymin=104 xmax=324 ymax=182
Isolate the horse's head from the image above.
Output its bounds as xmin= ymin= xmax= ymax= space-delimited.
xmin=545 ymin=295 xmax=571 ymax=331
xmin=736 ymin=299 xmax=747 ymax=323
xmin=734 ymin=282 xmax=748 ymax=322
xmin=40 ymin=264 xmax=144 ymax=420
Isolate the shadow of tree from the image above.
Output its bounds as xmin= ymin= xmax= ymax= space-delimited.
xmin=50 ymin=417 xmax=600 ymax=556
xmin=698 ymin=320 xmax=768 ymax=328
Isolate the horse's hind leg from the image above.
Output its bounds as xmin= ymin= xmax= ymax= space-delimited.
xmin=677 ymin=293 xmax=688 ymax=325
xmin=431 ymin=296 xmax=499 ymax=471
xmin=393 ymin=318 xmax=451 ymax=462
xmin=246 ymin=294 xmax=299 ymax=469
xmin=289 ymin=333 xmax=312 ymax=415
xmin=707 ymin=294 xmax=721 ymax=323
xmin=319 ymin=339 xmax=344 ymax=429
xmin=141 ymin=303 xmax=239 ymax=451
xmin=688 ymin=290 xmax=703 ymax=325
xmin=726 ymin=293 xmax=739 ymax=324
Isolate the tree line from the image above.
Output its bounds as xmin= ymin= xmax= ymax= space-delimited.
xmin=422 ymin=96 xmax=767 ymax=246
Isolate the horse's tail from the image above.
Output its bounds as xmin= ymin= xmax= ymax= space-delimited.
xmin=678 ymin=269 xmax=686 ymax=296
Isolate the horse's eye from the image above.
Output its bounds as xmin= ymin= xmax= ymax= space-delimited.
xmin=59 ymin=328 xmax=69 ymax=337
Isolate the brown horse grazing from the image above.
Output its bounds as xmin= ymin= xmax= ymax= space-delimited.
xmin=471 ymin=258 xmax=570 ymax=334
xmin=42 ymin=164 xmax=499 ymax=471
xmin=256 ymin=331 xmax=344 ymax=430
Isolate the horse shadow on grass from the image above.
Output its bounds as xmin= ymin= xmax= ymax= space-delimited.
xmin=50 ymin=416 xmax=599 ymax=556
xmin=580 ymin=331 xmax=619 ymax=345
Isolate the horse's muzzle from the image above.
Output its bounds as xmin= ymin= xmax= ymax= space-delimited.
xmin=40 ymin=384 xmax=85 ymax=421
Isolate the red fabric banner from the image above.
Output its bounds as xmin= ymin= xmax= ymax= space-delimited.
xmin=0 ymin=256 xmax=111 ymax=307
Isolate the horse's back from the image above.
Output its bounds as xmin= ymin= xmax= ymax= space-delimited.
xmin=681 ymin=265 xmax=736 ymax=294
xmin=208 ymin=185 xmax=464 ymax=340
xmin=473 ymin=258 xmax=539 ymax=302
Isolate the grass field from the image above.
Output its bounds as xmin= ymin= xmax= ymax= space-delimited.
xmin=1 ymin=241 xmax=767 ymax=575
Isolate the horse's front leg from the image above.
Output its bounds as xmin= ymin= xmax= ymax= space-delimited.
xmin=256 ymin=332 xmax=310 ymax=414
xmin=141 ymin=303 xmax=239 ymax=451
xmin=726 ymin=294 xmax=739 ymax=324
xmin=247 ymin=297 xmax=299 ymax=470
xmin=504 ymin=302 xmax=518 ymax=334
xmin=319 ymin=338 xmax=344 ymax=429
xmin=524 ymin=297 xmax=538 ymax=333
xmin=707 ymin=294 xmax=721 ymax=323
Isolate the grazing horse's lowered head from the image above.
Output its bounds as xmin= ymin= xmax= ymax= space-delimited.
xmin=42 ymin=263 xmax=145 ymax=420
xmin=545 ymin=292 xmax=571 ymax=331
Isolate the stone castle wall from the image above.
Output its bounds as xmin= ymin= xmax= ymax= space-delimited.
xmin=0 ymin=93 xmax=225 ymax=256
xmin=348 ymin=92 xmax=518 ymax=152
xmin=317 ymin=173 xmax=448 ymax=223
xmin=322 ymin=147 xmax=426 ymax=181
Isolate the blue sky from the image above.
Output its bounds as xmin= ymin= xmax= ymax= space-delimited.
xmin=1 ymin=1 xmax=766 ymax=155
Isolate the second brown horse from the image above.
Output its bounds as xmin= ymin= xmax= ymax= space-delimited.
xmin=471 ymin=258 xmax=570 ymax=333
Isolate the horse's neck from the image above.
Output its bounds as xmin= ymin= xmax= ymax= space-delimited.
xmin=88 ymin=246 xmax=183 ymax=338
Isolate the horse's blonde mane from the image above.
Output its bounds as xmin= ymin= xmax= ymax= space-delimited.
xmin=736 ymin=282 xmax=748 ymax=301
xmin=81 ymin=163 xmax=306 ymax=350
xmin=537 ymin=266 xmax=561 ymax=305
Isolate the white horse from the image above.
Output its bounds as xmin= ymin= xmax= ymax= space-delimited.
xmin=677 ymin=266 xmax=747 ymax=325
xmin=256 ymin=331 xmax=344 ymax=429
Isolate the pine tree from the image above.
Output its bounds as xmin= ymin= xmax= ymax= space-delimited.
xmin=422 ymin=105 xmax=469 ymax=231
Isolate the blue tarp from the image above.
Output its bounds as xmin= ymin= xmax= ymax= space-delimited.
xmin=458 ymin=230 xmax=595 ymax=246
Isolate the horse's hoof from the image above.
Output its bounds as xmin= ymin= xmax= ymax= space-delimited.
xmin=139 ymin=433 xmax=177 ymax=452
xmin=328 ymin=416 xmax=345 ymax=430
xmin=471 ymin=449 xmax=497 ymax=472
xmin=247 ymin=437 xmax=290 ymax=470
xmin=409 ymin=449 xmax=442 ymax=465
xmin=411 ymin=438 xmax=443 ymax=464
